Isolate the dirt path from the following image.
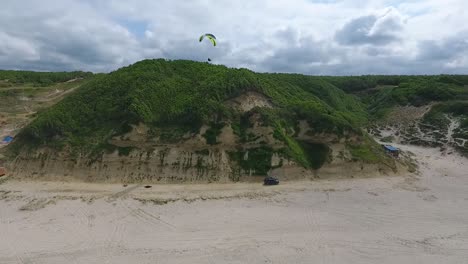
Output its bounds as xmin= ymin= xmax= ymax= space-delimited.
xmin=0 ymin=82 xmax=82 ymax=148
xmin=0 ymin=144 xmax=467 ymax=263
xmin=34 ymin=84 xmax=80 ymax=102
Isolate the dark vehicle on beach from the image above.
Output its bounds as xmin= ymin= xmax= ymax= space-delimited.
xmin=264 ymin=176 xmax=279 ymax=186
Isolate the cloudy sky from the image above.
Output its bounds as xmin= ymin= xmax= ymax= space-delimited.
xmin=1 ymin=0 xmax=467 ymax=75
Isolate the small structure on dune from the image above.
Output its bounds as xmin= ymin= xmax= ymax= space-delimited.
xmin=383 ymin=144 xmax=399 ymax=158
xmin=2 ymin=136 xmax=13 ymax=144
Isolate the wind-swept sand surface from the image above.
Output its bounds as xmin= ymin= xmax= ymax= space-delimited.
xmin=1 ymin=144 xmax=467 ymax=263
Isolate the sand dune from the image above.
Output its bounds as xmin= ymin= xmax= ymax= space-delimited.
xmin=0 ymin=144 xmax=467 ymax=263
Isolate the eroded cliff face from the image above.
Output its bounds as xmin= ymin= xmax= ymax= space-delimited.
xmin=8 ymin=120 xmax=399 ymax=183
xmin=11 ymin=145 xmax=233 ymax=183
xmin=6 ymin=92 xmax=403 ymax=182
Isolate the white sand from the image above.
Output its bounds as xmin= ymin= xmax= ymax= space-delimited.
xmin=1 ymin=144 xmax=467 ymax=263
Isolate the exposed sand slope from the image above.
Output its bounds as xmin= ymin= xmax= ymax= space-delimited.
xmin=0 ymin=144 xmax=467 ymax=263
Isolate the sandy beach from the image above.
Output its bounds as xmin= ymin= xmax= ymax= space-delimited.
xmin=1 ymin=143 xmax=467 ymax=263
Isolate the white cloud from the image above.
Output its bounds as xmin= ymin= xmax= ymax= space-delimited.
xmin=0 ymin=32 xmax=39 ymax=60
xmin=335 ymin=7 xmax=406 ymax=46
xmin=0 ymin=0 xmax=467 ymax=74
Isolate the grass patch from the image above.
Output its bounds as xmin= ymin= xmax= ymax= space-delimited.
xmin=229 ymin=146 xmax=274 ymax=176
xmin=195 ymin=149 xmax=210 ymax=155
xmin=273 ymin=126 xmax=310 ymax=168
xmin=347 ymin=135 xmax=391 ymax=164
xmin=150 ymin=126 xmax=194 ymax=144
xmin=117 ymin=146 xmax=135 ymax=156
xmin=381 ymin=136 xmax=394 ymax=143
xmin=203 ymin=122 xmax=225 ymax=145
xmin=299 ymin=142 xmax=330 ymax=169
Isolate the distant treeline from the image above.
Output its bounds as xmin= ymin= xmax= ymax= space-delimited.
xmin=0 ymin=70 xmax=93 ymax=86
xmin=319 ymin=75 xmax=468 ymax=119
xmin=322 ymin=75 xmax=468 ymax=93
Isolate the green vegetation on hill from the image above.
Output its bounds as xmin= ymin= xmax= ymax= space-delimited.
xmin=0 ymin=79 xmax=89 ymax=98
xmin=324 ymin=75 xmax=468 ymax=120
xmin=4 ymin=60 xmax=467 ymax=171
xmin=323 ymin=75 xmax=468 ymax=93
xmin=347 ymin=134 xmax=392 ymax=164
xmin=0 ymin=70 xmax=93 ymax=87
xmin=12 ymin=60 xmax=367 ymax=158
xmin=229 ymin=146 xmax=274 ymax=176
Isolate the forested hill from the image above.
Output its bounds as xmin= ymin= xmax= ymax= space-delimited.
xmin=13 ymin=59 xmax=368 ymax=152
xmin=6 ymin=59 xmax=468 ymax=166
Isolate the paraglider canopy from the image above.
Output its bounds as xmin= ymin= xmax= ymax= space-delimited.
xmin=199 ymin=33 xmax=217 ymax=46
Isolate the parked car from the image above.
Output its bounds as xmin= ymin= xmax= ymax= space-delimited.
xmin=264 ymin=176 xmax=279 ymax=186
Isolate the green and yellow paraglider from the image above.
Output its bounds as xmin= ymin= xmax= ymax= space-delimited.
xmin=199 ymin=33 xmax=217 ymax=46
xmin=199 ymin=33 xmax=216 ymax=62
